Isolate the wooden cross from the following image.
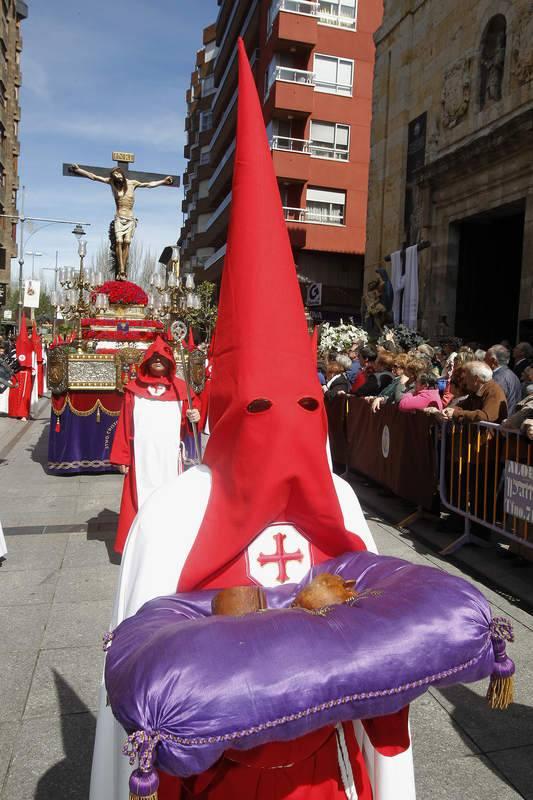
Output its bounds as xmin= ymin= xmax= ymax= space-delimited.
xmin=62 ymin=151 xmax=180 ymax=187
xmin=257 ymin=532 xmax=304 ymax=584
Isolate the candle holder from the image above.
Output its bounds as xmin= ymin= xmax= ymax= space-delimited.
xmin=57 ymin=227 xmax=109 ymax=353
xmin=147 ymin=248 xmax=200 ymax=322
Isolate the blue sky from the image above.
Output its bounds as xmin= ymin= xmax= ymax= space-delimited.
xmin=18 ymin=0 xmax=216 ymax=286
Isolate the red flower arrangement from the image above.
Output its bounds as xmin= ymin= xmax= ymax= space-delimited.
xmin=92 ymin=280 xmax=148 ymax=306
xmin=80 ymin=317 xmax=164 ymax=343
xmin=83 ymin=330 xmax=160 ymax=343
xmin=81 ymin=318 xmax=162 ymax=329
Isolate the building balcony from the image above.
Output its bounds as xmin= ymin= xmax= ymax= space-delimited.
xmin=265 ymin=66 xmax=315 ymax=98
xmin=268 ymin=1 xmax=319 ymax=48
xmin=208 ymin=140 xmax=235 ymax=199
xmin=272 ymin=140 xmax=310 ymax=182
xmin=271 ymin=135 xmax=349 ymax=162
xmin=283 ymin=206 xmax=345 ymax=226
xmin=197 ymin=162 xmax=212 ymax=182
xmin=210 ymin=89 xmax=237 ymax=162
xmin=265 ymin=67 xmax=315 ymax=116
xmin=182 ymin=196 xmax=198 ymax=214
xmin=214 ymin=0 xmax=259 ymax=85
xmin=203 ymin=243 xmax=227 ymax=279
xmin=267 ymin=0 xmax=356 ymax=34
xmin=206 ymin=191 xmax=232 ymax=241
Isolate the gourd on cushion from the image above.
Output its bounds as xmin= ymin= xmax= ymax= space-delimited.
xmin=105 ymin=551 xmax=515 ymax=787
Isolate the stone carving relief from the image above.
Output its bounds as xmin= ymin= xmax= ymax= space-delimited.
xmin=512 ymin=10 xmax=533 ymax=85
xmin=480 ymin=16 xmax=506 ymax=107
xmin=441 ymin=58 xmax=472 ymax=128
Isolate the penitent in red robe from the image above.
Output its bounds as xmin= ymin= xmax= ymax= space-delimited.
xmin=8 ymin=317 xmax=34 ymax=419
xmin=155 ymin=40 xmax=411 ymax=800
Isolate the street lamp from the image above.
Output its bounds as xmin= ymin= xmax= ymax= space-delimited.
xmin=0 ymin=186 xmax=91 ymax=328
xmin=25 ymin=250 xmax=43 ymax=279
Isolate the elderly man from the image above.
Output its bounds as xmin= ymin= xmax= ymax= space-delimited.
xmin=344 ymin=341 xmax=361 ymax=383
xmin=440 ymin=361 xmax=507 ymax=423
xmin=512 ymin=342 xmax=533 ymax=380
xmin=484 ymin=345 xmax=521 ymax=415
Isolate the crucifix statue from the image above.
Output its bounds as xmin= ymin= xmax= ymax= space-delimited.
xmin=64 ymin=152 xmax=179 ymax=280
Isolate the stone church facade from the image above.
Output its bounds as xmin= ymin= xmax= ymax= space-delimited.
xmin=364 ymin=0 xmax=533 ymax=343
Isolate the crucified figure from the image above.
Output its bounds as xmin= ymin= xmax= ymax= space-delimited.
xmin=70 ymin=164 xmax=172 ymax=279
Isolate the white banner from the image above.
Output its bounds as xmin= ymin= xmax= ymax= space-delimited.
xmin=23 ymin=279 xmax=41 ymax=309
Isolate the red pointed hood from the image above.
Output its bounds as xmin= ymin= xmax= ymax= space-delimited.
xmin=178 ymin=41 xmax=365 ymax=592
xmin=138 ymin=336 xmax=177 ymax=382
xmin=16 ymin=316 xmax=33 ymax=367
xmin=127 ymin=336 xmax=187 ymax=401
xmin=31 ymin=324 xmax=43 ymax=361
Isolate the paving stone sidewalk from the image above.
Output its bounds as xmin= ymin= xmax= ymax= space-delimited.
xmin=0 ymin=406 xmax=532 ymax=799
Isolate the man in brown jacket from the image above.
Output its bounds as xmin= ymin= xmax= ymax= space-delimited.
xmin=440 ymin=361 xmax=508 ymax=423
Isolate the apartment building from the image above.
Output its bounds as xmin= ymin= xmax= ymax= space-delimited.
xmin=0 ymin=0 xmax=27 ymax=302
xmin=180 ymin=0 xmax=382 ymax=319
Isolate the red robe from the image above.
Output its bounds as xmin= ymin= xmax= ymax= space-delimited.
xmin=8 ymin=318 xmax=34 ymax=419
xmin=8 ymin=366 xmax=33 ymax=418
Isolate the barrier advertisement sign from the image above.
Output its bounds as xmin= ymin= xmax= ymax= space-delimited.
xmin=504 ymin=460 xmax=533 ymax=522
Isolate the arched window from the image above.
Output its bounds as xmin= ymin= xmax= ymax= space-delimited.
xmin=480 ymin=15 xmax=506 ymax=108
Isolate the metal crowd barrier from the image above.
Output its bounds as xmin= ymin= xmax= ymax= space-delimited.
xmin=439 ymin=420 xmax=533 ymax=555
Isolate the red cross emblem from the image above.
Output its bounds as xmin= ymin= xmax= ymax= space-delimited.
xmin=257 ymin=532 xmax=304 ymax=584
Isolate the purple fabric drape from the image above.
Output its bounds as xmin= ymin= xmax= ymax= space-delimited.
xmin=48 ymin=405 xmax=120 ymax=475
xmin=106 ymin=552 xmax=496 ymax=779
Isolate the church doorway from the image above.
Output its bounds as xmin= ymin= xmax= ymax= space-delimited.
xmin=454 ymin=201 xmax=525 ymax=346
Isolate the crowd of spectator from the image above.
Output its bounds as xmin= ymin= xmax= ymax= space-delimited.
xmin=319 ymin=335 xmax=533 ymax=438
xmin=0 ymin=334 xmax=19 ymax=393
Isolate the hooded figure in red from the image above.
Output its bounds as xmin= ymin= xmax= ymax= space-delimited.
xmin=177 ymin=44 xmax=365 ymax=595
xmin=110 ymin=336 xmax=200 ymax=553
xmin=146 ymin=40 xmax=411 ymax=800
xmin=8 ymin=316 xmax=34 ymax=419
xmin=89 ymin=40 xmax=414 ymax=800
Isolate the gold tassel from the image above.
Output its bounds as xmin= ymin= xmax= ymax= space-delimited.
xmin=487 ymin=675 xmax=514 ymax=710
xmin=96 ymin=406 xmax=101 ymax=423
xmin=129 ymin=794 xmax=158 ymax=800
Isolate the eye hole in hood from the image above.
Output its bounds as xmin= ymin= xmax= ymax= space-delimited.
xmin=246 ymin=398 xmax=273 ymax=414
xmin=298 ymin=397 xmax=319 ymax=411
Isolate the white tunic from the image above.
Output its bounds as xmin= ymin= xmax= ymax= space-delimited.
xmin=0 ymin=520 xmax=6 ymax=559
xmin=132 ymin=390 xmax=182 ymax=509
xmin=89 ymin=469 xmax=415 ymax=800
xmin=30 ymin=351 xmax=39 ymax=413
xmin=0 ymin=386 xmax=9 ymax=415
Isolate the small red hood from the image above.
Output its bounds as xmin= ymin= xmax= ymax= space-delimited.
xmin=127 ymin=336 xmax=186 ymax=401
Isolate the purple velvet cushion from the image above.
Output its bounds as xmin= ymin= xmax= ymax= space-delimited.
xmin=106 ymin=551 xmax=495 ymax=778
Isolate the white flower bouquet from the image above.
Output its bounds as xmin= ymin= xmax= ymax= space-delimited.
xmin=318 ymin=322 xmax=368 ymax=355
